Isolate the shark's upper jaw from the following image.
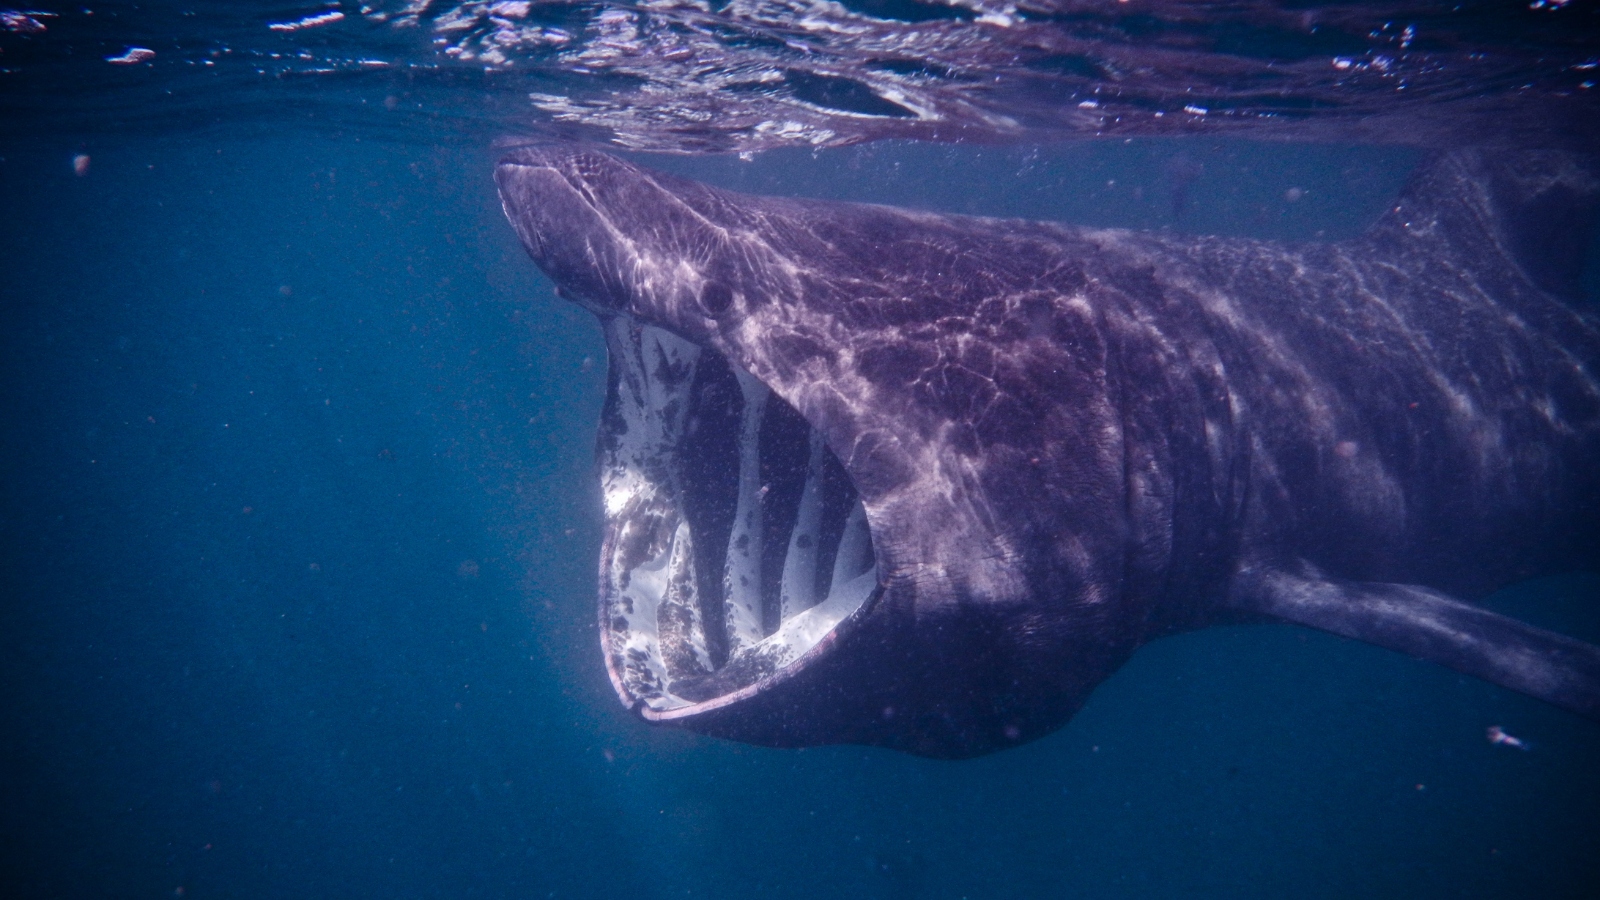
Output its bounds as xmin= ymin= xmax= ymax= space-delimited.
xmin=595 ymin=314 xmax=880 ymax=718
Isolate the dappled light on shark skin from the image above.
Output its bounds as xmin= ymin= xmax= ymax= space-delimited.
xmin=497 ymin=144 xmax=1600 ymax=759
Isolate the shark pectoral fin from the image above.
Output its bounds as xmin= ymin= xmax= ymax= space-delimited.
xmin=1229 ymin=566 xmax=1600 ymax=721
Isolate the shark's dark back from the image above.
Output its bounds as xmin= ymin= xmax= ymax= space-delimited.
xmin=1187 ymin=149 xmax=1600 ymax=597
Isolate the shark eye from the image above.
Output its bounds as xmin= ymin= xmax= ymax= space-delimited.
xmin=698 ymin=281 xmax=734 ymax=317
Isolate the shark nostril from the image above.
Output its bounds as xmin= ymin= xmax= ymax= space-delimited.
xmin=698 ymin=281 xmax=734 ymax=317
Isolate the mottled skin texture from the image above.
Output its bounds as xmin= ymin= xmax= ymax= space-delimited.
xmin=496 ymin=146 xmax=1600 ymax=758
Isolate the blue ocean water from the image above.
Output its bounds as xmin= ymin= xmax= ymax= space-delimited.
xmin=4 ymin=4 xmax=1600 ymax=898
xmin=4 ymin=130 xmax=1598 ymax=900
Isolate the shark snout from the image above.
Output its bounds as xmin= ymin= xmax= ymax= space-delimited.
xmin=495 ymin=152 xmax=640 ymax=312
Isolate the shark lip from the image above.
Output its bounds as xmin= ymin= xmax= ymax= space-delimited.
xmin=595 ymin=313 xmax=881 ymax=719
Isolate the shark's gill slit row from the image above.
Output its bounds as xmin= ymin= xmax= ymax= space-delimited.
xmin=598 ymin=316 xmax=878 ymax=714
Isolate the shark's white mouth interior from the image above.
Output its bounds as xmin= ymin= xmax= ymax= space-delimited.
xmin=598 ymin=316 xmax=878 ymax=713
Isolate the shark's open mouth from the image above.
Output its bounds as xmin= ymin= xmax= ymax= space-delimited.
xmin=596 ymin=315 xmax=880 ymax=717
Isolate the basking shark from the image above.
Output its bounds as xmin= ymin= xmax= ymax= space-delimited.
xmin=496 ymin=145 xmax=1600 ymax=758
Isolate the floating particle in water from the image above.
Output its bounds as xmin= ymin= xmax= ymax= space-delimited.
xmin=1 ymin=10 xmax=49 ymax=33
xmin=1487 ymin=725 xmax=1530 ymax=750
xmin=106 ymin=47 xmax=155 ymax=64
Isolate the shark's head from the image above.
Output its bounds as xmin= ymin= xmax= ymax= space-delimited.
xmin=496 ymin=146 xmax=1140 ymax=758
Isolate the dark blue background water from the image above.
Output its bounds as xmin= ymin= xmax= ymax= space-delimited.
xmin=3 ymin=133 xmax=1598 ymax=898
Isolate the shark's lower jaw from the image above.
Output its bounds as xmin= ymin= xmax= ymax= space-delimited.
xmin=595 ymin=315 xmax=879 ymax=717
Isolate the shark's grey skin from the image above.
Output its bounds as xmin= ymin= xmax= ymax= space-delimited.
xmin=496 ymin=145 xmax=1600 ymax=759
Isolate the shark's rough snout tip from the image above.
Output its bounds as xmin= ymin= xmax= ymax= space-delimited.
xmin=495 ymin=149 xmax=651 ymax=314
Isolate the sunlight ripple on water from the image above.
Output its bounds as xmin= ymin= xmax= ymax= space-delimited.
xmin=1 ymin=1 xmax=1596 ymax=150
